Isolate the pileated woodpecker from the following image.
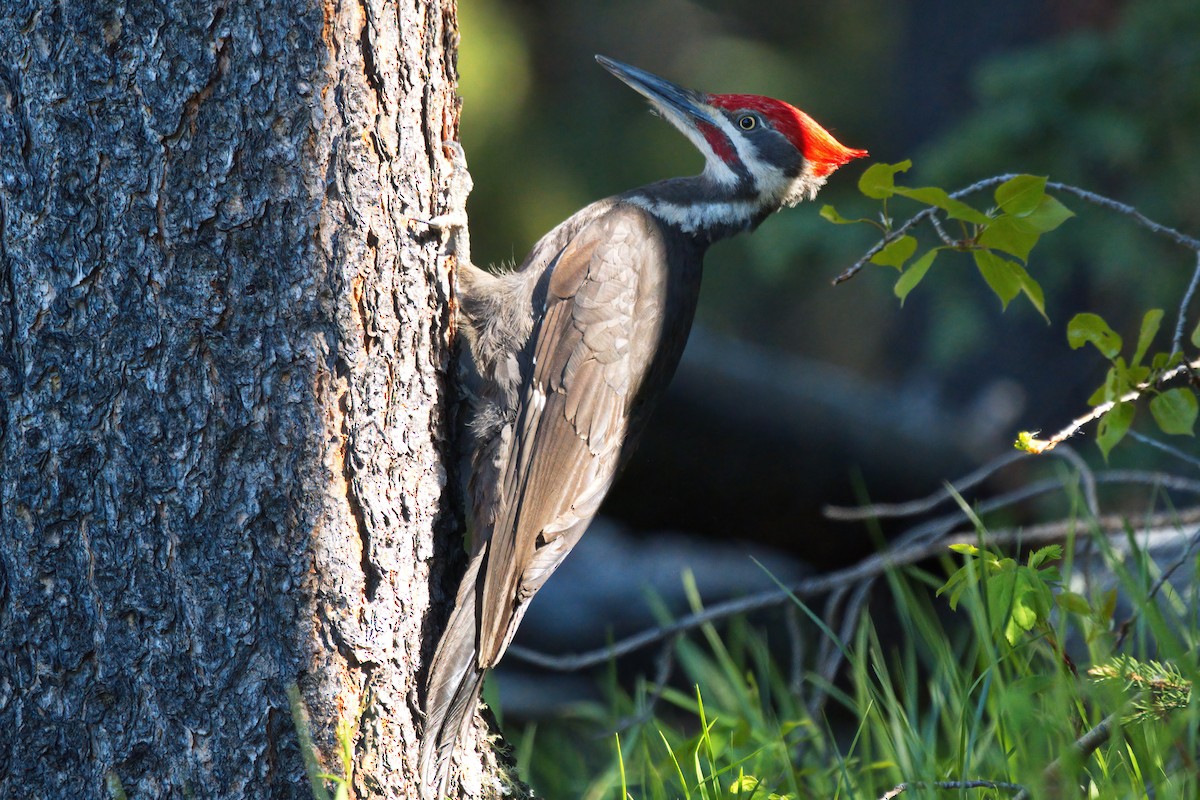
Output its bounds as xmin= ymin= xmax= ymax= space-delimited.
xmin=420 ymin=55 xmax=865 ymax=793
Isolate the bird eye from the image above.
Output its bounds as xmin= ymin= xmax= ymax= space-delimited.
xmin=738 ymin=115 xmax=757 ymax=130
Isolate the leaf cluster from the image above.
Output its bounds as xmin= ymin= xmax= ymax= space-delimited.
xmin=1064 ymin=309 xmax=1197 ymax=457
xmin=823 ymin=161 xmax=1073 ymax=314
xmin=937 ymin=543 xmax=1063 ymax=647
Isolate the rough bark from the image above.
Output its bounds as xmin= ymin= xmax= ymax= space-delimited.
xmin=0 ymin=0 xmax=471 ymax=797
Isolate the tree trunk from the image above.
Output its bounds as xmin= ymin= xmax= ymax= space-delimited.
xmin=0 ymin=0 xmax=480 ymax=796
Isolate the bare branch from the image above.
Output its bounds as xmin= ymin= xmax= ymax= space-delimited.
xmin=1127 ymin=430 xmax=1200 ymax=472
xmin=1173 ymin=252 xmax=1200 ymax=356
xmin=1099 ymin=469 xmax=1200 ymax=495
xmin=926 ymin=211 xmax=958 ymax=246
xmin=1054 ymin=445 xmax=1100 ymax=517
xmin=607 ymin=639 xmax=678 ymax=736
xmin=1113 ymin=524 xmax=1200 ymax=649
xmin=1011 ymin=713 xmax=1119 ymax=800
xmin=505 ymin=506 xmax=1200 ymax=672
xmin=824 ymin=445 xmax=1135 ymax=527
xmin=808 ymin=578 xmax=875 ymax=718
xmin=1020 ymin=358 xmax=1200 ymax=454
xmin=825 ymin=450 xmax=1028 ymax=521
xmin=1046 ymin=182 xmax=1200 ymax=251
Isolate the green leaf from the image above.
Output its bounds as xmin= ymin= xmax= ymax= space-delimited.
xmin=1192 ymin=319 xmax=1200 ymax=349
xmin=892 ymin=186 xmax=992 ymax=224
xmin=1027 ymin=544 xmax=1062 ymax=569
xmin=870 ymin=235 xmax=917 ymax=269
xmin=1007 ymin=259 xmax=1048 ymax=320
xmin=1056 ymin=591 xmax=1092 ymax=615
xmin=1099 ymin=588 xmax=1118 ymax=621
xmin=978 ymin=215 xmax=1041 ymax=261
xmin=974 ymin=250 xmax=1021 ymax=309
xmin=1007 ymin=571 xmax=1047 ymax=641
xmin=949 ymin=543 xmax=980 ymax=555
xmin=820 ymin=204 xmax=869 ymax=225
xmin=1132 ymin=309 xmax=1163 ymax=367
xmin=1150 ymin=388 xmax=1198 ymax=435
xmin=1152 ymin=351 xmax=1185 ymax=371
xmin=1096 ymin=401 xmax=1135 ymax=459
xmin=894 ymin=248 xmax=939 ymax=302
xmin=937 ymin=569 xmax=968 ymax=609
xmin=1088 ymin=366 xmax=1119 ymax=405
xmin=1023 ymin=195 xmax=1074 ymax=232
xmin=858 ymin=160 xmax=911 ymax=199
xmin=1068 ymin=313 xmax=1123 ymax=359
xmin=995 ymin=175 xmax=1047 ymax=216
xmin=1114 ymin=356 xmax=1150 ymax=392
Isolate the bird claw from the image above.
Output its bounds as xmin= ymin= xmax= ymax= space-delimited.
xmin=440 ymin=139 xmax=468 ymax=171
xmin=415 ymin=140 xmax=473 ymax=263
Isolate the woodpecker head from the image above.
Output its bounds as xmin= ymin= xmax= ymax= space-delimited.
xmin=597 ymin=55 xmax=866 ymax=229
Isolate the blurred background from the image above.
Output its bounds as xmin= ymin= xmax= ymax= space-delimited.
xmin=454 ymin=0 xmax=1200 ymax=718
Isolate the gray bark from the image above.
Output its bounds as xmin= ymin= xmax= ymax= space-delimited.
xmin=0 ymin=0 xmax=470 ymax=796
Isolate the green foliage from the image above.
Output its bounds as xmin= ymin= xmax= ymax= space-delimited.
xmin=824 ymin=162 xmax=1072 ymax=314
xmin=869 ymin=235 xmax=917 ymax=270
xmin=1088 ymin=657 xmax=1194 ymax=725
xmin=937 ymin=544 xmax=1062 ymax=647
xmin=1067 ymin=313 xmax=1123 ymax=359
xmin=1061 ymin=309 xmax=1196 ymax=455
xmin=1150 ymin=388 xmax=1198 ymax=435
xmin=893 ymin=248 xmax=939 ymax=302
xmin=856 ymin=160 xmax=913 ymax=200
xmin=1096 ymin=402 xmax=1136 ymax=461
xmin=516 ymin=515 xmax=1200 ymax=800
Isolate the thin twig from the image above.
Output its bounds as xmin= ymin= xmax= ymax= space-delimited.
xmin=785 ymin=604 xmax=806 ymax=698
xmin=1053 ymin=445 xmax=1100 ymax=518
xmin=1021 ymin=358 xmax=1200 ymax=455
xmin=809 ymin=578 xmax=875 ymax=718
xmin=1146 ymin=525 xmax=1200 ymax=600
xmin=1128 ymin=429 xmax=1200 ymax=472
xmin=826 ymin=447 xmax=1105 ymax=522
xmin=505 ymin=506 xmax=1200 ymax=671
xmin=1011 ymin=712 xmax=1119 ymax=800
xmin=1046 ymin=182 xmax=1200 ymax=251
xmin=1113 ymin=525 xmax=1200 ymax=650
xmin=825 ymin=450 xmax=1028 ymax=521
xmin=832 ymin=174 xmax=1200 ymax=286
xmin=880 ymin=780 xmax=1026 ymax=799
xmin=1098 ymin=469 xmax=1200 ymax=495
xmin=806 ymin=586 xmax=848 ymax=718
xmin=608 ymin=639 xmax=678 ymax=736
xmin=926 ymin=211 xmax=958 ymax=246
xmin=1173 ymin=252 xmax=1200 ymax=356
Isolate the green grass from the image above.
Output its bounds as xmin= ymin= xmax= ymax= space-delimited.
xmin=513 ymin=521 xmax=1200 ymax=800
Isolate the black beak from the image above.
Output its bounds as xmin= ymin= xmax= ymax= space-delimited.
xmin=595 ymin=55 xmax=713 ymax=126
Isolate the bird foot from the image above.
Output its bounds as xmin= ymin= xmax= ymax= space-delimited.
xmin=415 ymin=140 xmax=473 ymax=266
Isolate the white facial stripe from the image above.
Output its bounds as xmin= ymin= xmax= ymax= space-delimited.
xmin=711 ymin=111 xmax=804 ymax=208
xmin=627 ymin=196 xmax=757 ymax=234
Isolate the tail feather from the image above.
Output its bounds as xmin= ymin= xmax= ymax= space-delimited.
xmin=419 ymin=550 xmax=487 ymax=797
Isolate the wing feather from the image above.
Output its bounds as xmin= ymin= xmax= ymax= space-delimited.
xmin=476 ymin=207 xmax=666 ymax=667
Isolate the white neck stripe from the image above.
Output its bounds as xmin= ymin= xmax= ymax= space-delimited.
xmin=627 ymin=196 xmax=757 ymax=234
